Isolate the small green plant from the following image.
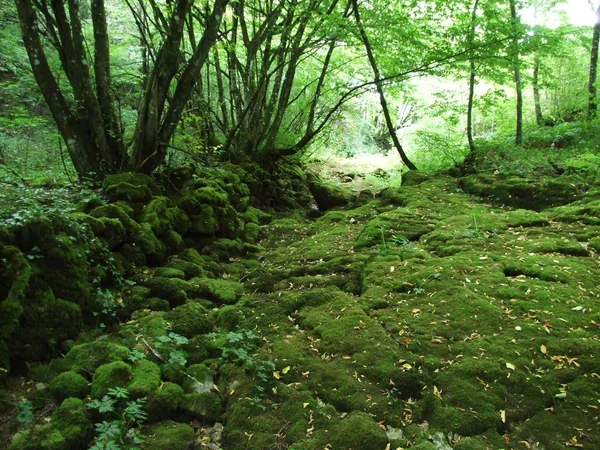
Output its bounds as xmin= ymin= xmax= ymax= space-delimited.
xmin=16 ymin=399 xmax=35 ymax=424
xmin=87 ymin=388 xmax=147 ymax=450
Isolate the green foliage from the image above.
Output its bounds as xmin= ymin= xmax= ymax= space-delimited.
xmin=87 ymin=387 xmax=147 ymax=450
xmin=16 ymin=399 xmax=34 ymax=424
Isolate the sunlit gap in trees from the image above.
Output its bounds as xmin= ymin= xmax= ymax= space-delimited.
xmin=522 ymin=0 xmax=597 ymax=28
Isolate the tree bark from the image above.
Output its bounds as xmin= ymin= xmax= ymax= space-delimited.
xmin=533 ymin=54 xmax=545 ymax=126
xmin=510 ymin=0 xmax=523 ymax=145
xmin=587 ymin=5 xmax=600 ymax=119
xmin=351 ymin=0 xmax=417 ymax=170
xmin=467 ymin=0 xmax=480 ymax=154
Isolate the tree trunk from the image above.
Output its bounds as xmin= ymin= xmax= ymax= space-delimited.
xmin=510 ymin=0 xmax=523 ymax=145
xmin=351 ymin=0 xmax=417 ymax=170
xmin=588 ymin=5 xmax=600 ymax=119
xmin=533 ymin=55 xmax=545 ymax=126
xmin=15 ymin=0 xmax=117 ymax=179
xmin=467 ymin=0 xmax=479 ymax=154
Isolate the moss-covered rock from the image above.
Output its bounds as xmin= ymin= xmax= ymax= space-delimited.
xmin=191 ymin=278 xmax=243 ymax=305
xmin=142 ymin=421 xmax=196 ymax=450
xmin=401 ymin=170 xmax=430 ymax=186
xmin=127 ymin=360 xmax=161 ymax=398
xmin=131 ymin=223 xmax=166 ymax=265
xmin=180 ymin=392 xmax=222 ymax=421
xmin=8 ymin=425 xmax=66 ymax=450
xmin=146 ymin=382 xmax=184 ymax=422
xmin=48 ymin=371 xmax=90 ymax=402
xmin=51 ymin=397 xmax=92 ymax=447
xmin=63 ymin=341 xmax=130 ymax=373
xmin=139 ymin=197 xmax=191 ymax=237
xmin=243 ymin=222 xmax=261 ymax=243
xmin=188 ymin=205 xmax=218 ymax=235
xmin=215 ymin=305 xmax=244 ymax=330
xmin=161 ymin=230 xmax=184 ymax=254
xmin=102 ymin=172 xmax=160 ymax=199
xmin=90 ymin=203 xmax=138 ymax=233
xmin=307 ymin=173 xmax=353 ymax=210
xmin=165 ymin=302 xmax=213 ymax=337
xmin=143 ymin=276 xmax=191 ymax=307
xmin=328 ymin=412 xmax=388 ymax=449
xmin=91 ymin=360 xmax=133 ymax=398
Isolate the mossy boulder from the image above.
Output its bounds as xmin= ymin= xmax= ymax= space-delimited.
xmin=90 ymin=203 xmax=138 ymax=233
xmin=243 ymin=222 xmax=261 ymax=243
xmin=328 ymin=412 xmax=388 ymax=449
xmin=8 ymin=425 xmax=66 ymax=450
xmin=48 ymin=371 xmax=90 ymax=402
xmin=142 ymin=421 xmax=196 ymax=450
xmin=91 ymin=360 xmax=133 ymax=398
xmin=127 ymin=360 xmax=161 ymax=398
xmin=191 ymin=278 xmax=243 ymax=305
xmin=161 ymin=230 xmax=184 ymax=253
xmin=180 ymin=392 xmax=222 ymax=421
xmin=143 ymin=276 xmax=191 ymax=307
xmin=146 ymin=382 xmax=184 ymax=422
xmin=51 ymin=397 xmax=92 ymax=447
xmin=139 ymin=197 xmax=191 ymax=236
xmin=215 ymin=305 xmax=243 ymax=330
xmin=165 ymin=302 xmax=213 ymax=337
xmin=402 ymin=170 xmax=430 ymax=186
xmin=307 ymin=173 xmax=353 ymax=210
xmin=188 ymin=205 xmax=218 ymax=235
xmin=154 ymin=267 xmax=186 ymax=279
xmin=102 ymin=172 xmax=160 ymax=202
xmin=63 ymin=341 xmax=130 ymax=373
xmin=242 ymin=206 xmax=272 ymax=225
xmin=131 ymin=223 xmax=166 ymax=265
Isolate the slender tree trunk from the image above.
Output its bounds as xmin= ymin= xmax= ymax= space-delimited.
xmin=510 ymin=0 xmax=523 ymax=145
xmin=351 ymin=0 xmax=416 ymax=170
xmin=533 ymin=55 xmax=545 ymax=126
xmin=467 ymin=0 xmax=480 ymax=154
xmin=588 ymin=5 xmax=600 ymax=119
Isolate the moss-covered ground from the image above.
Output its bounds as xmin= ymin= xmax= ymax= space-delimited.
xmin=2 ymin=167 xmax=600 ymax=449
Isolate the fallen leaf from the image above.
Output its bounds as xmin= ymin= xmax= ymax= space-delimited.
xmin=433 ymin=385 xmax=442 ymax=400
xmin=506 ymin=362 xmax=516 ymax=370
xmin=282 ymin=366 xmax=291 ymax=374
xmin=540 ymin=344 xmax=547 ymax=355
xmin=500 ymin=409 xmax=506 ymax=423
xmin=273 ymin=371 xmax=281 ymax=380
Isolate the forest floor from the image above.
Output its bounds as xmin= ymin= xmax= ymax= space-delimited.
xmin=3 ymin=167 xmax=600 ymax=450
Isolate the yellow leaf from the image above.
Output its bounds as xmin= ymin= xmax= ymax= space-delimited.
xmin=506 ymin=362 xmax=516 ymax=370
xmin=273 ymin=371 xmax=281 ymax=380
xmin=282 ymin=366 xmax=291 ymax=374
xmin=303 ymin=402 xmax=310 ymax=408
xmin=433 ymin=385 xmax=442 ymax=399
xmin=540 ymin=345 xmax=547 ymax=355
xmin=212 ymin=384 xmax=220 ymax=393
xmin=500 ymin=409 xmax=506 ymax=423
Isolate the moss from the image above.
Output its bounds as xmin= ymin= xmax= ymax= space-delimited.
xmin=48 ymin=371 xmax=90 ymax=402
xmin=139 ymin=197 xmax=191 ymax=237
xmin=402 ymin=170 xmax=430 ymax=186
xmin=90 ymin=203 xmax=138 ymax=233
xmin=328 ymin=411 xmax=388 ymax=449
xmin=131 ymin=223 xmax=166 ymax=265
xmin=8 ymin=425 xmax=66 ymax=450
xmin=154 ymin=267 xmax=186 ymax=279
xmin=96 ymin=217 xmax=127 ymax=249
xmin=146 ymin=382 xmax=184 ymax=422
xmin=243 ymin=222 xmax=261 ymax=243
xmin=194 ymin=186 xmax=229 ymax=207
xmin=165 ymin=302 xmax=213 ymax=337
xmin=51 ymin=397 xmax=92 ymax=447
xmin=189 ymin=205 xmax=218 ymax=235
xmin=192 ymin=278 xmax=243 ymax=305
xmin=242 ymin=206 xmax=272 ymax=225
xmin=91 ymin=360 xmax=133 ymax=398
xmin=143 ymin=276 xmax=191 ymax=307
xmin=142 ymin=421 xmax=196 ymax=450
xmin=104 ymin=182 xmax=153 ymax=204
xmin=215 ymin=305 xmax=243 ymax=330
xmin=161 ymin=230 xmax=184 ymax=253
xmin=307 ymin=173 xmax=354 ymax=210
xmin=0 ymin=246 xmax=29 ymax=343
xmin=164 ymin=259 xmax=205 ymax=278
xmin=64 ymin=341 xmax=130 ymax=373
xmin=102 ymin=172 xmax=160 ymax=196
xmin=407 ymin=443 xmax=437 ymax=450
xmin=127 ymin=360 xmax=161 ymax=398
xmin=180 ymin=392 xmax=223 ymax=421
